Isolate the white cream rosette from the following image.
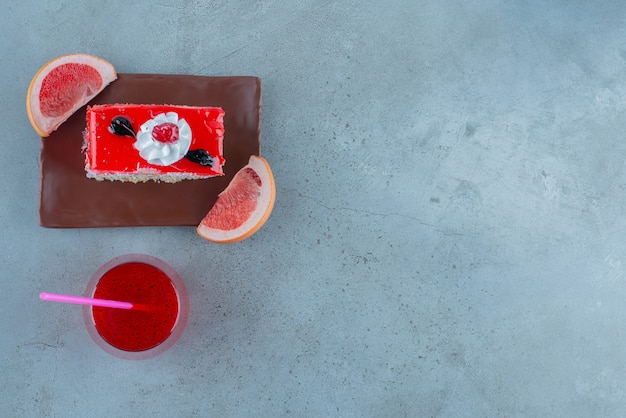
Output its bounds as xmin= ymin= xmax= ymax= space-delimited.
xmin=134 ymin=112 xmax=192 ymax=166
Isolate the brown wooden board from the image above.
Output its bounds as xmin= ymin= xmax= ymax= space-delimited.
xmin=39 ymin=74 xmax=261 ymax=228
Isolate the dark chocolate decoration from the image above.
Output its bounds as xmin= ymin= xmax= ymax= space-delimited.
xmin=39 ymin=74 xmax=261 ymax=228
xmin=109 ymin=116 xmax=136 ymax=137
xmin=185 ymin=149 xmax=214 ymax=167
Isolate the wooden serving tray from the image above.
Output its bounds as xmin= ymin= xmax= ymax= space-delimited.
xmin=39 ymin=74 xmax=261 ymax=228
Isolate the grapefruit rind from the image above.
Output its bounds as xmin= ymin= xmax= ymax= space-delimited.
xmin=197 ymin=155 xmax=276 ymax=243
xmin=27 ymin=53 xmax=117 ymax=137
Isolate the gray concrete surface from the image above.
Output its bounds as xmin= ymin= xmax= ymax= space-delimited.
xmin=2 ymin=0 xmax=626 ymax=416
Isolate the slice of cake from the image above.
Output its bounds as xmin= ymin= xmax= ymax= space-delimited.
xmin=84 ymin=104 xmax=225 ymax=183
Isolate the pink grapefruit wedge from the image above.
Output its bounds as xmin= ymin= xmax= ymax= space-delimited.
xmin=27 ymin=53 xmax=117 ymax=137
xmin=197 ymin=155 xmax=276 ymax=243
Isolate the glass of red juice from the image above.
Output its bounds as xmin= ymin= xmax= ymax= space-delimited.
xmin=82 ymin=254 xmax=189 ymax=360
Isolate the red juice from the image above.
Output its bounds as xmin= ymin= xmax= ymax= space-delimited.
xmin=92 ymin=262 xmax=178 ymax=352
xmin=84 ymin=254 xmax=188 ymax=359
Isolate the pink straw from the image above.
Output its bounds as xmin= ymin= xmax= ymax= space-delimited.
xmin=39 ymin=292 xmax=145 ymax=310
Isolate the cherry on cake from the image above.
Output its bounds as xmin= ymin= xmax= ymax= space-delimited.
xmin=84 ymin=104 xmax=225 ymax=183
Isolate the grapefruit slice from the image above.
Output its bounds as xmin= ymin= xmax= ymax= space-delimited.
xmin=197 ymin=155 xmax=276 ymax=243
xmin=27 ymin=53 xmax=117 ymax=137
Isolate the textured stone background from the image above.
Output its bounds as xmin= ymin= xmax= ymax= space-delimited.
xmin=2 ymin=0 xmax=626 ymax=416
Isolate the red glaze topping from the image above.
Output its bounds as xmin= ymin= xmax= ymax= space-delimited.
xmin=85 ymin=104 xmax=225 ymax=178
